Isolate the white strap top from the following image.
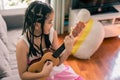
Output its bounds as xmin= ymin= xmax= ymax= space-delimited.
xmin=19 ymin=27 xmax=54 ymax=64
xmin=20 ymin=27 xmax=54 ymax=48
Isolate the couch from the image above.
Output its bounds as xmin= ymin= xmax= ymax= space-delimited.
xmin=0 ymin=14 xmax=22 ymax=80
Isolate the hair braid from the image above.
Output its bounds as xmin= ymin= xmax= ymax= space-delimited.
xmin=22 ymin=1 xmax=53 ymax=57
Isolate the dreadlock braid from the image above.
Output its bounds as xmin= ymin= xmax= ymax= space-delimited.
xmin=22 ymin=1 xmax=53 ymax=34
xmin=22 ymin=1 xmax=53 ymax=57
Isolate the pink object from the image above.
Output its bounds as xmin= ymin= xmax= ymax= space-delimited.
xmin=47 ymin=65 xmax=83 ymax=80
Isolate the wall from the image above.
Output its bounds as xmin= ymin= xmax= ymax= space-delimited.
xmin=0 ymin=1 xmax=71 ymax=31
xmin=3 ymin=15 xmax=24 ymax=30
xmin=0 ymin=8 xmax=25 ymax=30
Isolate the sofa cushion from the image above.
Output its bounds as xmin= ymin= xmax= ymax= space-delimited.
xmin=0 ymin=39 xmax=12 ymax=78
xmin=9 ymin=53 xmax=18 ymax=70
xmin=0 ymin=57 xmax=12 ymax=78
xmin=0 ymin=39 xmax=10 ymax=64
xmin=0 ymin=14 xmax=8 ymax=47
xmin=7 ymin=29 xmax=22 ymax=52
xmin=1 ymin=74 xmax=21 ymax=80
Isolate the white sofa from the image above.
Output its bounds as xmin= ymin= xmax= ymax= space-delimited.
xmin=0 ymin=14 xmax=21 ymax=80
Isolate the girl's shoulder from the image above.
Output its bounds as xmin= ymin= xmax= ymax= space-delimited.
xmin=16 ymin=35 xmax=29 ymax=52
xmin=19 ymin=34 xmax=30 ymax=47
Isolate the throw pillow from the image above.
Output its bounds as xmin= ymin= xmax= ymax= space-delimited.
xmin=0 ymin=14 xmax=8 ymax=47
xmin=0 ymin=57 xmax=12 ymax=78
xmin=71 ymin=9 xmax=105 ymax=59
xmin=0 ymin=39 xmax=10 ymax=62
xmin=71 ymin=19 xmax=104 ymax=59
xmin=0 ymin=39 xmax=12 ymax=78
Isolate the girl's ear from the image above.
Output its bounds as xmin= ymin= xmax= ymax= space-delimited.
xmin=35 ymin=22 xmax=41 ymax=30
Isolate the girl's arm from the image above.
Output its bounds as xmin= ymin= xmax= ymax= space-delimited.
xmin=16 ymin=39 xmax=53 ymax=80
xmin=52 ymin=31 xmax=74 ymax=65
xmin=52 ymin=22 xmax=85 ymax=65
xmin=59 ymin=35 xmax=74 ymax=64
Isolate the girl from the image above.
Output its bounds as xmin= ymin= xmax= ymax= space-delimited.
xmin=16 ymin=1 xmax=83 ymax=80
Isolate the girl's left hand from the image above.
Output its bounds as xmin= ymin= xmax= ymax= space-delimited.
xmin=64 ymin=35 xmax=74 ymax=54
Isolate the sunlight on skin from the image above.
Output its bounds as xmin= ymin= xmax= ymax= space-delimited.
xmin=110 ymin=51 xmax=120 ymax=80
xmin=118 ymin=35 xmax=120 ymax=38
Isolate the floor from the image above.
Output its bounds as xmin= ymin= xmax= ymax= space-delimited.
xmin=58 ymin=34 xmax=120 ymax=80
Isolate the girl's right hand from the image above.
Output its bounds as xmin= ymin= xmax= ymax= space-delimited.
xmin=41 ymin=61 xmax=53 ymax=77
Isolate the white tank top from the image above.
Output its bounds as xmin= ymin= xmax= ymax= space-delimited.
xmin=19 ymin=27 xmax=54 ymax=65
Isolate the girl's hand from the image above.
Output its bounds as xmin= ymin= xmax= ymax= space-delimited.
xmin=64 ymin=35 xmax=74 ymax=54
xmin=41 ymin=61 xmax=53 ymax=77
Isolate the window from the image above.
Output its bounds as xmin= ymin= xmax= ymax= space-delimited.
xmin=0 ymin=0 xmax=45 ymax=10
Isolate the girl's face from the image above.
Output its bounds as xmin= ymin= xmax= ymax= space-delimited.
xmin=44 ymin=12 xmax=54 ymax=34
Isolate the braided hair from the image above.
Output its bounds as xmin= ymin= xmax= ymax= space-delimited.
xmin=22 ymin=1 xmax=53 ymax=57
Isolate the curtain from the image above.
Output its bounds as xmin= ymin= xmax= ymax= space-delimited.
xmin=0 ymin=0 xmax=4 ymax=10
xmin=50 ymin=0 xmax=65 ymax=34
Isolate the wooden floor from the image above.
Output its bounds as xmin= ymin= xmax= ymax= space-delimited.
xmin=58 ymin=34 xmax=120 ymax=80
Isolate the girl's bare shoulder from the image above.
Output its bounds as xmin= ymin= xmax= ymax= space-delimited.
xmin=16 ymin=39 xmax=29 ymax=53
